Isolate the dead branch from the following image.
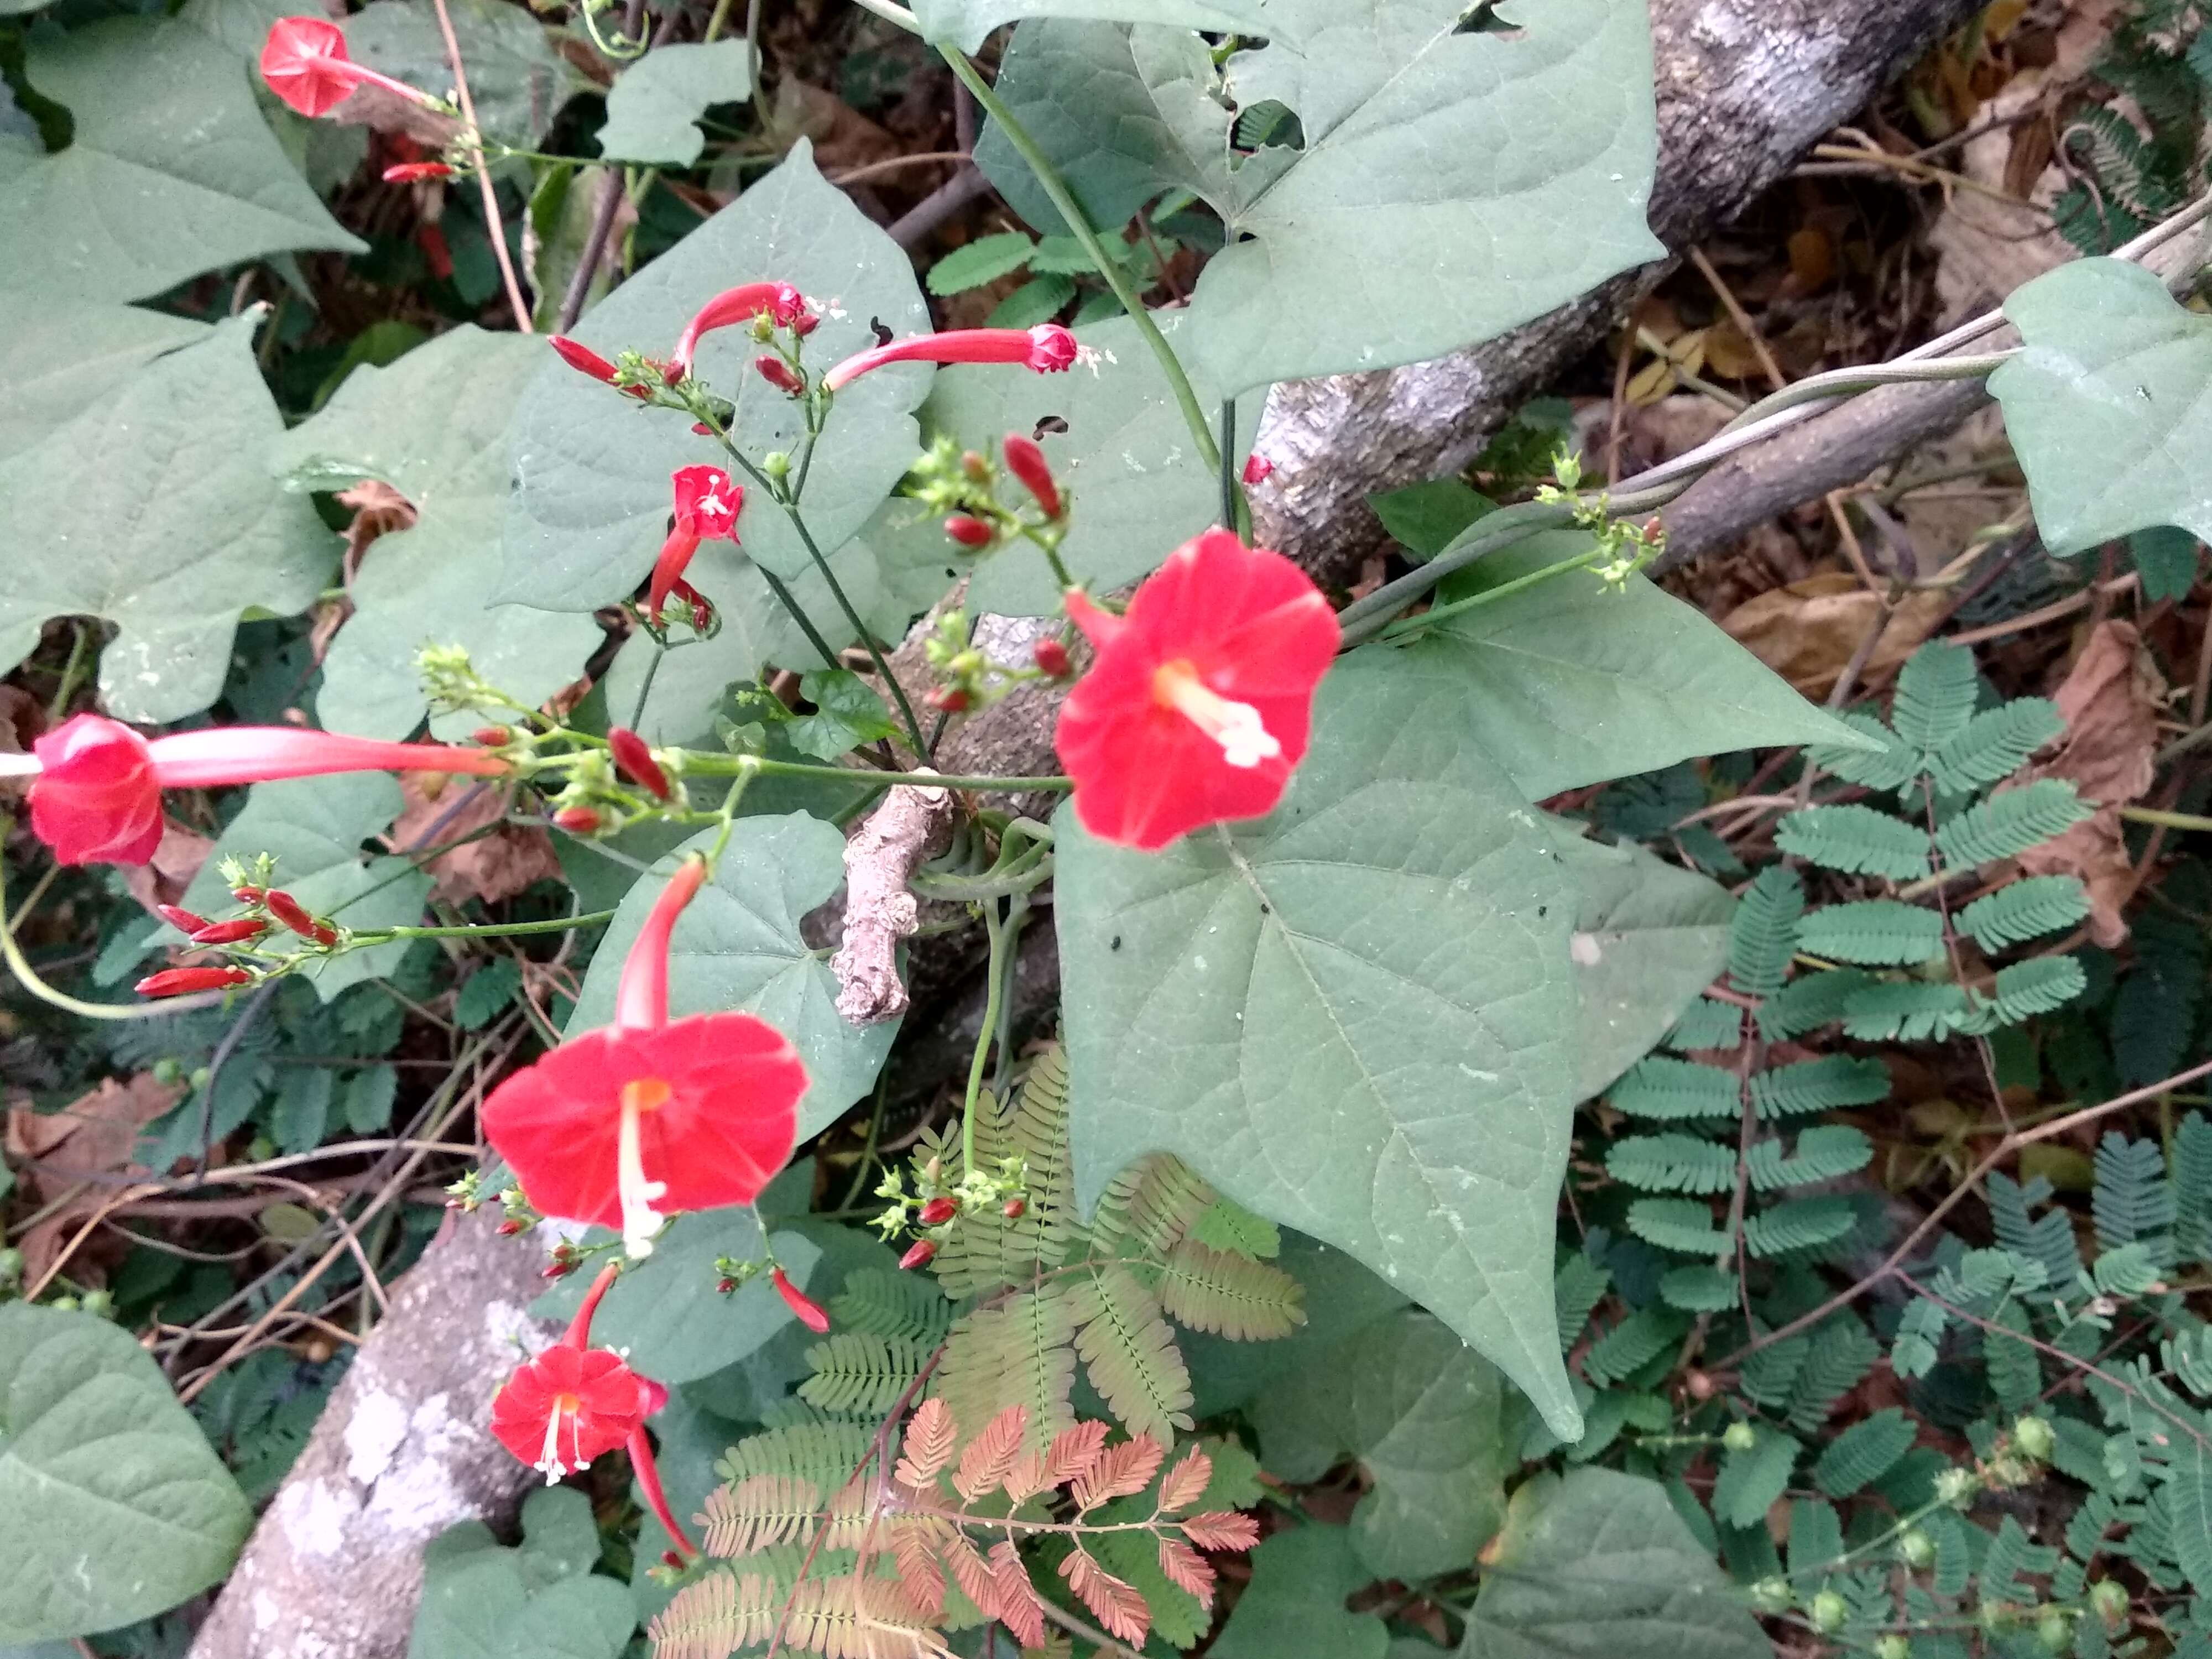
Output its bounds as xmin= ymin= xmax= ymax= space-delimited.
xmin=833 ymin=776 xmax=956 ymax=1024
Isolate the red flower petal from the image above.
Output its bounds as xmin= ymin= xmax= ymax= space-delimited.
xmin=773 ymin=1266 xmax=830 ymax=1333
xmin=671 ymin=466 xmax=740 ymax=540
xmin=489 ymin=1343 xmax=647 ymax=1477
xmin=1055 ymin=532 xmax=1338 ymax=851
xmin=28 ymin=715 xmax=162 ymax=867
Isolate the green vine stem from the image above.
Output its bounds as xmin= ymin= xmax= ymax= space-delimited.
xmin=938 ymin=45 xmax=1225 ymax=479
xmin=352 ymin=910 xmax=619 ymax=944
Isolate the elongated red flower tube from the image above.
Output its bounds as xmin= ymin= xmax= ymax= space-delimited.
xmin=548 ymin=335 xmax=650 ymax=401
xmin=259 ymin=17 xmax=440 ymax=118
xmin=264 ymin=890 xmax=318 ymax=938
xmin=755 ymin=354 xmax=804 ymax=395
xmin=669 ymin=283 xmax=811 ymax=378
xmin=189 ymin=918 xmax=269 ymax=946
xmin=1055 ymin=530 xmax=1339 ymax=851
xmin=552 ymin=806 xmax=602 ymax=834
xmin=822 ymin=324 xmax=1081 ymax=392
xmin=137 ymin=966 xmax=252 ymax=998
xmin=772 ymin=1265 xmax=830 ymax=1333
xmin=1001 ymin=432 xmax=1061 ymax=518
xmin=382 ymin=161 xmax=455 ymax=183
xmin=156 ymin=905 xmax=209 ymax=935
xmin=648 ymin=466 xmax=742 ymax=626
xmin=482 ymin=857 xmax=806 ymax=1258
xmin=607 ymin=727 xmax=671 ymax=800
xmin=14 ymin=714 xmax=510 ymax=868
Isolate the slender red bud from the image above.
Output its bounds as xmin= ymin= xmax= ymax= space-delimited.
xmin=900 ymin=1239 xmax=937 ymax=1270
xmin=188 ymin=917 xmax=268 ymax=945
xmin=310 ymin=922 xmax=340 ymax=948
xmin=661 ymin=1550 xmax=685 ymax=1570
xmin=156 ymin=905 xmax=210 ymax=934
xmin=771 ymin=1266 xmax=830 ymax=1333
xmin=918 ymin=1196 xmax=957 ymax=1227
xmin=382 ymin=161 xmax=455 ymax=182
xmin=549 ymin=336 xmax=618 ymax=383
xmin=716 ymin=1276 xmax=739 ymax=1295
xmin=607 ymin=727 xmax=672 ymax=800
xmin=137 ymin=966 xmax=252 ymax=998
xmin=1033 ymin=638 xmax=1071 ymax=679
xmin=755 ymin=354 xmax=804 ymax=395
xmin=232 ymin=885 xmax=265 ymax=904
xmin=496 ymin=1217 xmax=526 ymax=1236
xmin=926 ymin=687 xmax=970 ymax=714
xmin=1002 ymin=1197 xmax=1026 ymax=1219
xmin=1001 ymin=433 xmax=1061 ymax=518
xmin=552 ymin=806 xmax=602 ymax=833
xmin=264 ymin=890 xmax=317 ymax=938
xmin=945 ymin=515 xmax=994 ymax=549
xmin=472 ymin=726 xmax=512 ymax=745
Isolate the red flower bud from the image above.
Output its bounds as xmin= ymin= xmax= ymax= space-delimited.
xmin=136 ymin=966 xmax=252 ymax=998
xmin=1002 ymin=1197 xmax=1026 ymax=1219
xmin=542 ymin=1257 xmax=577 ymax=1279
xmin=188 ymin=917 xmax=268 ymax=945
xmin=472 ymin=726 xmax=512 ymax=746
xmin=962 ymin=451 xmax=992 ymax=483
xmin=771 ymin=1266 xmax=830 ymax=1333
xmin=549 ymin=335 xmax=618 ymax=384
xmin=156 ymin=905 xmax=210 ymax=935
xmin=496 ymin=1217 xmax=526 ymax=1236
xmin=755 ymin=354 xmax=805 ymax=395
xmin=310 ymin=922 xmax=340 ymax=948
xmin=1034 ymin=638 xmax=1071 ymax=679
xmin=382 ymin=161 xmax=455 ymax=182
xmin=552 ymin=806 xmax=602 ymax=834
xmin=661 ymin=1550 xmax=685 ymax=1571
xmin=264 ymin=890 xmax=318 ymax=938
xmin=1241 ymin=453 xmax=1275 ymax=487
xmin=926 ymin=687 xmax=970 ymax=714
xmin=232 ymin=885 xmax=266 ymax=904
xmin=1001 ymin=433 xmax=1061 ymax=518
xmin=608 ymin=727 xmax=672 ymax=800
xmin=716 ymin=1276 xmax=738 ymax=1295
xmin=918 ymin=1196 xmax=957 ymax=1227
xmin=900 ymin=1239 xmax=938 ymax=1271
xmin=791 ymin=308 xmax=819 ymax=337
xmin=945 ymin=515 xmax=994 ymax=549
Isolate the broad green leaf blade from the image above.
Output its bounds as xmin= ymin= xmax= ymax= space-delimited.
xmin=1058 ymin=648 xmax=1583 ymax=1435
xmin=1252 ymin=1311 xmax=1507 ymax=1579
xmin=270 ymin=326 xmax=602 ymax=740
xmin=1405 ymin=533 xmax=1871 ymax=801
xmin=0 ymin=1305 xmax=251 ymax=1644
xmin=913 ymin=309 xmax=1255 ymax=615
xmin=1991 ymin=258 xmax=2212 ymax=556
xmin=0 ymin=300 xmax=206 ymax=461
xmin=176 ymin=774 xmax=429 ymax=1000
xmin=1553 ymin=833 xmax=1734 ymax=1104
xmin=914 ymin=0 xmax=1281 ymax=53
xmin=596 ymin=39 xmax=751 ymax=166
xmin=1206 ymin=1524 xmax=1388 ymax=1659
xmin=501 ymin=141 xmax=930 ymax=622
xmin=1459 ymin=1468 xmax=1768 ymax=1659
xmin=0 ymin=19 xmax=365 ymax=304
xmin=346 ymin=0 xmax=580 ymax=147
xmin=408 ymin=1489 xmax=634 ymax=1659
xmin=566 ymin=816 xmax=897 ymax=1136
xmin=0 ymin=313 xmax=332 ymax=723
xmin=531 ymin=1212 xmax=822 ymax=1383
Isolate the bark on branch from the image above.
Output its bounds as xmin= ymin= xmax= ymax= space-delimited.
xmin=833 ymin=776 xmax=957 ymax=1024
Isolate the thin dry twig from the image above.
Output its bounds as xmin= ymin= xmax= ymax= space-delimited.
xmin=430 ymin=0 xmax=532 ymax=332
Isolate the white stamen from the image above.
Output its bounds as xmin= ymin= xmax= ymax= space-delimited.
xmin=537 ymin=1408 xmax=568 ymax=1483
xmin=1214 ymin=703 xmax=1282 ymax=769
xmin=617 ymin=1095 xmax=668 ymax=1259
xmin=0 ymin=754 xmax=41 ymax=779
xmin=700 ymin=491 xmax=730 ymax=517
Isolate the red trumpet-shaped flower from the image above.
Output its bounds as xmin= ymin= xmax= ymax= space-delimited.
xmin=1001 ymin=432 xmax=1061 ymax=518
xmin=669 ymin=283 xmax=811 ymax=379
xmin=648 ymin=466 xmax=742 ymax=627
xmin=772 ymin=1265 xmax=830 ymax=1333
xmin=259 ymin=17 xmax=441 ymax=118
xmin=822 ymin=324 xmax=1082 ymax=393
xmin=1055 ymin=531 xmax=1339 ymax=851
xmin=548 ymin=335 xmax=649 ymax=400
xmin=12 ymin=714 xmax=510 ymax=868
xmin=480 ymin=857 xmax=806 ymax=1258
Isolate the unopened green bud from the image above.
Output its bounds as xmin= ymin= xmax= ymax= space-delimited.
xmin=1721 ymin=1421 xmax=1758 ymax=1452
xmin=1747 ymin=1578 xmax=1793 ymax=1615
xmin=50 ymin=1295 xmax=78 ymax=1312
xmin=80 ymin=1289 xmax=114 ymax=1317
xmin=1897 ymin=1528 xmax=1936 ymax=1569
xmin=152 ymin=1057 xmax=186 ymax=1085
xmin=0 ymin=1247 xmax=22 ymax=1285
xmin=2012 ymin=1415 xmax=2055 ymax=1464
xmin=1809 ymin=1590 xmax=1848 ymax=1634
xmin=190 ymin=1067 xmax=213 ymax=1092
xmin=761 ymin=451 xmax=790 ymax=481
xmin=2089 ymin=1579 xmax=2128 ymax=1626
xmin=1874 ymin=1636 xmax=1909 ymax=1659
xmin=1934 ymin=1466 xmax=1977 ymax=1507
xmin=2037 ymin=1607 xmax=2069 ymax=1652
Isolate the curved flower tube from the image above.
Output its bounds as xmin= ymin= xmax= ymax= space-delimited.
xmin=481 ymin=857 xmax=806 ymax=1259
xmin=259 ymin=17 xmax=441 ymax=118
xmin=647 ymin=466 xmax=742 ymax=625
xmin=668 ymin=283 xmax=811 ymax=379
xmin=821 ymin=324 xmax=1081 ymax=393
xmin=1054 ymin=530 xmax=1339 ymax=851
xmin=9 ymin=714 xmax=510 ymax=868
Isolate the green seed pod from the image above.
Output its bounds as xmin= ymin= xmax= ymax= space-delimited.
xmin=2013 ymin=1415 xmax=2056 ymax=1464
xmin=1809 ymin=1589 xmax=1848 ymax=1634
xmin=2037 ymin=1607 xmax=2069 ymax=1652
xmin=1897 ymin=1528 xmax=1936 ymax=1569
xmin=1874 ymin=1636 xmax=1910 ymax=1659
xmin=1747 ymin=1577 xmax=1794 ymax=1615
xmin=2089 ymin=1579 xmax=2128 ymax=1626
xmin=1721 ymin=1421 xmax=1758 ymax=1452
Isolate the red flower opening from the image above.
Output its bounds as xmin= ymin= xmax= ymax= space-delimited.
xmin=259 ymin=16 xmax=439 ymax=118
xmin=822 ymin=325 xmax=1083 ymax=392
xmin=491 ymin=1339 xmax=646 ymax=1481
xmin=648 ymin=466 xmax=742 ymax=626
xmin=1055 ymin=531 xmax=1338 ymax=851
xmin=480 ymin=858 xmax=806 ymax=1258
xmin=20 ymin=715 xmax=510 ymax=868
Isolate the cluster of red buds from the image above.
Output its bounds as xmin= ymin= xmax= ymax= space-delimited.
xmin=541 ymin=726 xmax=682 ymax=841
xmin=133 ymin=860 xmax=349 ymax=997
xmin=709 ymin=1253 xmax=831 ymax=1332
xmin=870 ymin=1154 xmax=1029 ymax=1270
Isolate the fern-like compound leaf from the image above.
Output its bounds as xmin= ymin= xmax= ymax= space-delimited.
xmin=1663 ymin=995 xmax=1743 ymax=1052
xmin=800 ymin=1332 xmax=932 ymax=1416
xmin=1812 ymin=1407 xmax=1917 ymax=1497
xmin=1060 ymin=1548 xmax=1151 ymax=1647
xmin=1839 ymin=980 xmax=1974 ymax=1043
xmin=1751 ymin=1055 xmax=1891 ymax=1119
xmin=1712 ymin=1425 xmax=1799 ymax=1530
xmin=2093 ymin=1131 xmax=2177 ymax=1267
xmin=1745 ymin=1125 xmax=1874 ymax=1192
xmin=1890 ymin=638 xmax=1980 ymax=755
xmin=1608 ymin=1055 xmax=1739 ymax=1120
xmin=1928 ymin=696 xmax=2064 ymax=793
xmin=1090 ymin=1154 xmax=1215 ymax=1261
xmin=833 ymin=1267 xmax=953 ymax=1347
xmin=1956 ymin=874 xmax=2090 ymax=952
xmin=1786 ymin=1317 xmax=1880 ymax=1432
xmin=2178 ymin=1113 xmax=2212 ymax=1266
xmin=1798 ymin=898 xmax=1944 ymax=967
xmin=1159 ymin=1446 xmax=1212 ymax=1513
xmin=1757 ymin=967 xmax=1876 ymax=1042
xmin=1606 ymin=1133 xmax=1736 ymax=1195
xmin=954 ymin=1404 xmax=1029 ymax=1502
xmin=1073 ymin=1434 xmax=1167 ymax=1511
xmin=895 ymin=1397 xmax=958 ymax=1490
xmin=1553 ymin=1248 xmax=1613 ymax=1347
xmin=1743 ymin=1195 xmax=1856 ymax=1259
xmin=1155 ymin=1238 xmax=1306 ymax=1342
xmin=1729 ymin=866 xmax=1804 ymax=998
xmin=935 ymin=1288 xmax=1077 ymax=1452
xmin=1067 ymin=1264 xmax=1196 ymax=1445
xmin=1582 ymin=1307 xmax=1685 ymax=1387
xmin=1188 ymin=1193 xmax=1281 ymax=1260
xmin=1933 ymin=778 xmax=2094 ymax=870
xmin=1809 ymin=709 xmax=1922 ymax=791
xmin=1979 ymin=954 xmax=2089 ymax=1029
xmin=1625 ymin=1196 xmax=1727 ymax=1256
xmin=1775 ymin=804 xmax=1931 ymax=879
xmin=1985 ymin=1172 xmax=2084 ymax=1289
xmin=1657 ymin=1264 xmax=1736 ymax=1311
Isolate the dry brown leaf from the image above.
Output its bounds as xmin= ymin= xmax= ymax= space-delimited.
xmin=6 ymin=1073 xmax=182 ymax=1284
xmin=337 ymin=479 xmax=417 ymax=575
xmin=385 ymin=773 xmax=561 ymax=906
xmin=1719 ymin=571 xmax=1949 ymax=699
xmin=121 ymin=823 xmax=216 ymax=915
xmin=2014 ymin=620 xmax=2167 ymax=945
xmin=772 ymin=82 xmax=900 ymax=174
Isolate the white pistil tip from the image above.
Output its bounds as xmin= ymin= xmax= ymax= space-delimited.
xmin=1215 ymin=703 xmax=1281 ymax=770
xmin=0 ymin=753 xmax=42 ymax=779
